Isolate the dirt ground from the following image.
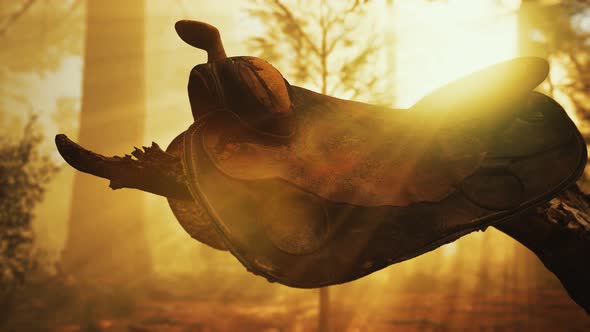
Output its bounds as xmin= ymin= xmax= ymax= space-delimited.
xmin=2 ymin=273 xmax=589 ymax=332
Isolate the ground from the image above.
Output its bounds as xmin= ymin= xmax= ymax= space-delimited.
xmin=2 ymin=271 xmax=589 ymax=332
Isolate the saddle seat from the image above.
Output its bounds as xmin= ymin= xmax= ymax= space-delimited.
xmin=170 ymin=57 xmax=587 ymax=288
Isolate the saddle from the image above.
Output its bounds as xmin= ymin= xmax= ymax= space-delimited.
xmin=166 ymin=21 xmax=586 ymax=288
xmin=58 ymin=21 xmax=588 ymax=288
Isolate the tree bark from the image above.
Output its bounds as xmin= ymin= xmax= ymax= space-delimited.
xmin=318 ymin=286 xmax=330 ymax=332
xmin=61 ymin=0 xmax=152 ymax=282
xmin=495 ymin=186 xmax=590 ymax=315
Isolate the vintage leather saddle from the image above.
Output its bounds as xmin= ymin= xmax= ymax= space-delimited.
xmin=58 ymin=21 xmax=588 ymax=288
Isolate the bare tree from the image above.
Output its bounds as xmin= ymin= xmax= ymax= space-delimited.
xmin=246 ymin=0 xmax=395 ymax=330
xmin=247 ymin=0 xmax=394 ymax=103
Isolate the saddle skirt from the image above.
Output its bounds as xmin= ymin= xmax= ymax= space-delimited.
xmin=169 ymin=57 xmax=587 ymax=288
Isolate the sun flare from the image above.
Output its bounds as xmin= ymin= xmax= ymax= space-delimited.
xmin=390 ymin=0 xmax=520 ymax=107
xmin=145 ymin=0 xmax=528 ymax=272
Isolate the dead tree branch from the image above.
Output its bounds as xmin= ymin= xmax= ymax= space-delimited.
xmin=0 ymin=0 xmax=37 ymax=37
xmin=55 ymin=134 xmax=191 ymax=200
xmin=496 ymin=186 xmax=590 ymax=315
xmin=56 ymin=131 xmax=590 ymax=315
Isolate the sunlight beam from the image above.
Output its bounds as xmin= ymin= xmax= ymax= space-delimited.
xmin=391 ymin=0 xmax=519 ymax=108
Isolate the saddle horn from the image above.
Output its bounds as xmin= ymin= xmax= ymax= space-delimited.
xmin=175 ymin=20 xmax=227 ymax=62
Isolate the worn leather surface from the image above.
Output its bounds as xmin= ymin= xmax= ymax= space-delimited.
xmin=165 ymin=133 xmax=227 ymax=250
xmin=166 ymin=57 xmax=587 ymax=288
xmin=179 ymin=91 xmax=586 ymax=288
xmin=201 ymin=58 xmax=553 ymax=208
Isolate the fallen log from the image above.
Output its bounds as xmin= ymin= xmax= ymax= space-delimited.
xmin=55 ymin=133 xmax=590 ymax=314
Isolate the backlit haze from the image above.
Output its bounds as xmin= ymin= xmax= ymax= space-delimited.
xmin=3 ymin=0 xmax=585 ymax=328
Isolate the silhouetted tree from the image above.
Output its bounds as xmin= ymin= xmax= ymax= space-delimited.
xmin=247 ymin=0 xmax=394 ymax=103
xmin=247 ymin=1 xmax=395 ymax=330
xmin=0 ymin=116 xmax=57 ymax=306
xmin=61 ymin=0 xmax=152 ymax=282
xmin=520 ymin=0 xmax=590 ymax=136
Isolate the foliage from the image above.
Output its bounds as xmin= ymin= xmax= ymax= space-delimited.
xmin=522 ymin=1 xmax=590 ymax=128
xmin=246 ymin=0 xmax=395 ymax=104
xmin=0 ymin=116 xmax=58 ymax=292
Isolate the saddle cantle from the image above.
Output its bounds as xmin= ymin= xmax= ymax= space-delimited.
xmin=55 ymin=20 xmax=588 ymax=289
xmin=165 ymin=21 xmax=587 ymax=288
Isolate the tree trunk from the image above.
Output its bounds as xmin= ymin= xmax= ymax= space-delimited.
xmin=318 ymin=287 xmax=330 ymax=332
xmin=495 ymin=186 xmax=590 ymax=315
xmin=61 ymin=0 xmax=151 ymax=282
